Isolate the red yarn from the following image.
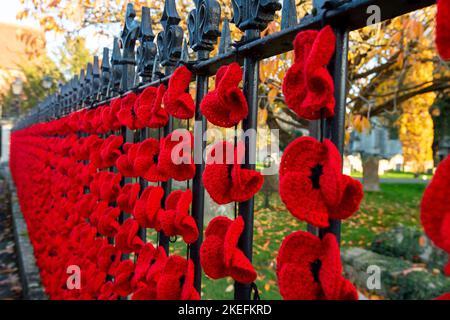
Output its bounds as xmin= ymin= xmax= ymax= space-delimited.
xmin=277 ymin=231 xmax=357 ymax=300
xmin=435 ymin=292 xmax=450 ymax=300
xmin=158 ymin=130 xmax=196 ymax=181
xmin=200 ymin=216 xmax=257 ymax=284
xmin=115 ymin=218 xmax=144 ymax=254
xmin=90 ymin=171 xmax=122 ymax=204
xmin=279 ymin=136 xmax=363 ymax=228
xmin=203 ymin=140 xmax=263 ymax=204
xmin=160 ymin=189 xmax=199 ymax=244
xmin=117 ymin=92 xmax=140 ymax=130
xmin=282 ymin=26 xmax=336 ymax=120
xmin=437 ymin=0 xmax=450 ymax=61
xmin=133 ymin=186 xmax=164 ymax=230
xmin=200 ymin=62 xmax=248 ymax=127
xmin=136 ymin=84 xmax=169 ymax=128
xmin=101 ymin=98 xmax=122 ymax=132
xmin=163 ymin=66 xmax=195 ymax=119
xmin=156 ymin=255 xmax=200 ymax=300
xmin=421 ymin=156 xmax=450 ymax=275
xmin=117 ymin=183 xmax=140 ymax=214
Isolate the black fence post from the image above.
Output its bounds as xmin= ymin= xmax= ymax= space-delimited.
xmin=157 ymin=0 xmax=183 ymax=253
xmin=232 ymin=0 xmax=281 ymax=300
xmin=188 ymin=0 xmax=221 ymax=293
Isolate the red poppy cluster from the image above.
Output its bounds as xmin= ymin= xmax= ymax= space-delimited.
xmin=421 ymin=155 xmax=450 ymax=276
xmin=9 ymin=86 xmax=200 ymax=300
xmin=282 ymin=25 xmax=336 ymax=120
xmin=436 ymin=0 xmax=450 ymax=61
xmin=279 ymin=136 xmax=363 ymax=228
xmin=277 ymin=231 xmax=357 ymax=300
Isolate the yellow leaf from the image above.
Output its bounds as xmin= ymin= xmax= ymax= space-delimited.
xmin=267 ymin=88 xmax=278 ymax=104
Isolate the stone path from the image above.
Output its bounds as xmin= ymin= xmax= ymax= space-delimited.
xmin=0 ymin=176 xmax=22 ymax=300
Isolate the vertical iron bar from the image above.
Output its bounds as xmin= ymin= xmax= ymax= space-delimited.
xmin=235 ymin=29 xmax=260 ymax=300
xmin=190 ymin=50 xmax=209 ymax=292
xmin=319 ymin=27 xmax=349 ymax=243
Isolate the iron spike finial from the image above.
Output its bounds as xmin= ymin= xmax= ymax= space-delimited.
xmin=120 ymin=3 xmax=140 ymax=91
xmin=281 ymin=0 xmax=297 ymax=30
xmin=137 ymin=6 xmax=157 ymax=83
xmin=218 ymin=18 xmax=232 ymax=54
xmin=231 ymin=0 xmax=281 ymax=31
xmin=157 ymin=0 xmax=183 ymax=67
xmin=101 ymin=48 xmax=111 ymax=99
xmin=110 ymin=37 xmax=122 ymax=95
xmin=188 ymin=0 xmax=221 ymax=52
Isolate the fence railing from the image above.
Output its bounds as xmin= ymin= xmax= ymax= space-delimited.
xmin=13 ymin=0 xmax=436 ymax=300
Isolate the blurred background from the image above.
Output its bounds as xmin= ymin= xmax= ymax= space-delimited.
xmin=0 ymin=0 xmax=449 ymax=300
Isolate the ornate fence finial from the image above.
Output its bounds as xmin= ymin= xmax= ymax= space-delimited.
xmin=120 ymin=3 xmax=140 ymax=91
xmin=78 ymin=69 xmax=86 ymax=107
xmin=188 ymin=0 xmax=221 ymax=52
xmin=218 ymin=18 xmax=232 ymax=54
xmin=180 ymin=39 xmax=189 ymax=63
xmin=110 ymin=37 xmax=122 ymax=94
xmin=70 ymin=76 xmax=79 ymax=111
xmin=92 ymin=56 xmax=101 ymax=102
xmin=85 ymin=62 xmax=93 ymax=105
xmin=157 ymin=0 xmax=183 ymax=67
xmin=151 ymin=54 xmax=164 ymax=81
xmin=101 ymin=48 xmax=110 ymax=99
xmin=137 ymin=6 xmax=157 ymax=83
xmin=231 ymin=0 xmax=281 ymax=31
xmin=281 ymin=0 xmax=297 ymax=30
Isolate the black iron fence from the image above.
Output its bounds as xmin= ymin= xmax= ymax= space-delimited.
xmin=14 ymin=0 xmax=436 ymax=299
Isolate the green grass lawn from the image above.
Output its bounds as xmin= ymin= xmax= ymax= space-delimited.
xmin=351 ymin=171 xmax=432 ymax=180
xmin=170 ymin=183 xmax=426 ymax=300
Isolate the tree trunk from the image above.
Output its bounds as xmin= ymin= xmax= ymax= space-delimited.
xmin=362 ymin=155 xmax=381 ymax=192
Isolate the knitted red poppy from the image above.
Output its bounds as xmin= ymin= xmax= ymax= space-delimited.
xmin=117 ymin=92 xmax=140 ymax=130
xmin=163 ymin=66 xmax=195 ymax=119
xmin=282 ymin=26 xmax=336 ymax=120
xmin=156 ymin=255 xmax=200 ymax=300
xmin=279 ymin=136 xmax=363 ymax=228
xmin=421 ymin=155 xmax=450 ymax=275
xmin=200 ymin=62 xmax=248 ymax=127
xmin=200 ymin=216 xmax=257 ymax=284
xmin=97 ymin=243 xmax=120 ymax=274
xmin=98 ymin=282 xmax=119 ymax=300
xmin=90 ymin=135 xmax=123 ymax=169
xmin=132 ymin=243 xmax=157 ymax=287
xmin=133 ymin=186 xmax=164 ymax=230
xmin=158 ymin=131 xmax=196 ymax=181
xmin=134 ymin=138 xmax=170 ymax=182
xmin=112 ymin=259 xmax=135 ymax=297
xmin=203 ymin=141 xmax=264 ymax=204
xmin=117 ymin=183 xmax=140 ymax=214
xmin=277 ymin=231 xmax=357 ymax=300
xmin=101 ymin=98 xmax=122 ymax=132
xmin=90 ymin=171 xmax=122 ymax=204
xmin=159 ymin=189 xmax=198 ymax=244
xmin=437 ymin=0 xmax=450 ymax=61
xmin=435 ymin=292 xmax=450 ymax=300
xmin=136 ymin=84 xmax=169 ymax=128
xmin=115 ymin=218 xmax=144 ymax=254
xmin=97 ymin=206 xmax=121 ymax=237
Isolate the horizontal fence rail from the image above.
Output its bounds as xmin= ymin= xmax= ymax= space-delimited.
xmin=12 ymin=0 xmax=437 ymax=300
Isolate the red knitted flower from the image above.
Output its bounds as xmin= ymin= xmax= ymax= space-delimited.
xmin=133 ymin=186 xmax=164 ymax=230
xmin=421 ymin=155 xmax=450 ymax=275
xmin=112 ymin=259 xmax=135 ymax=297
xmin=163 ymin=66 xmax=195 ymax=119
xmin=117 ymin=183 xmax=140 ymax=214
xmin=200 ymin=62 xmax=248 ymax=127
xmin=437 ymin=0 xmax=450 ymax=61
xmin=158 ymin=130 xmax=195 ymax=181
xmin=132 ymin=243 xmax=157 ymax=287
xmin=134 ymin=138 xmax=169 ymax=182
xmin=435 ymin=293 xmax=450 ymax=300
xmin=159 ymin=189 xmax=198 ymax=244
xmin=101 ymin=98 xmax=122 ymax=132
xmin=117 ymin=92 xmax=140 ymax=130
xmin=282 ymin=26 xmax=336 ymax=120
xmin=90 ymin=135 xmax=123 ymax=169
xmin=279 ymin=136 xmax=363 ymax=228
xmin=98 ymin=282 xmax=119 ymax=300
xmin=90 ymin=171 xmax=122 ymax=204
xmin=277 ymin=231 xmax=357 ymax=300
xmin=200 ymin=216 xmax=256 ymax=284
xmin=115 ymin=218 xmax=144 ymax=254
xmin=203 ymin=141 xmax=263 ymax=205
xmin=97 ymin=243 xmax=120 ymax=274
xmin=136 ymin=84 xmax=169 ymax=128
xmin=156 ymin=255 xmax=200 ymax=300
xmin=97 ymin=206 xmax=121 ymax=237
